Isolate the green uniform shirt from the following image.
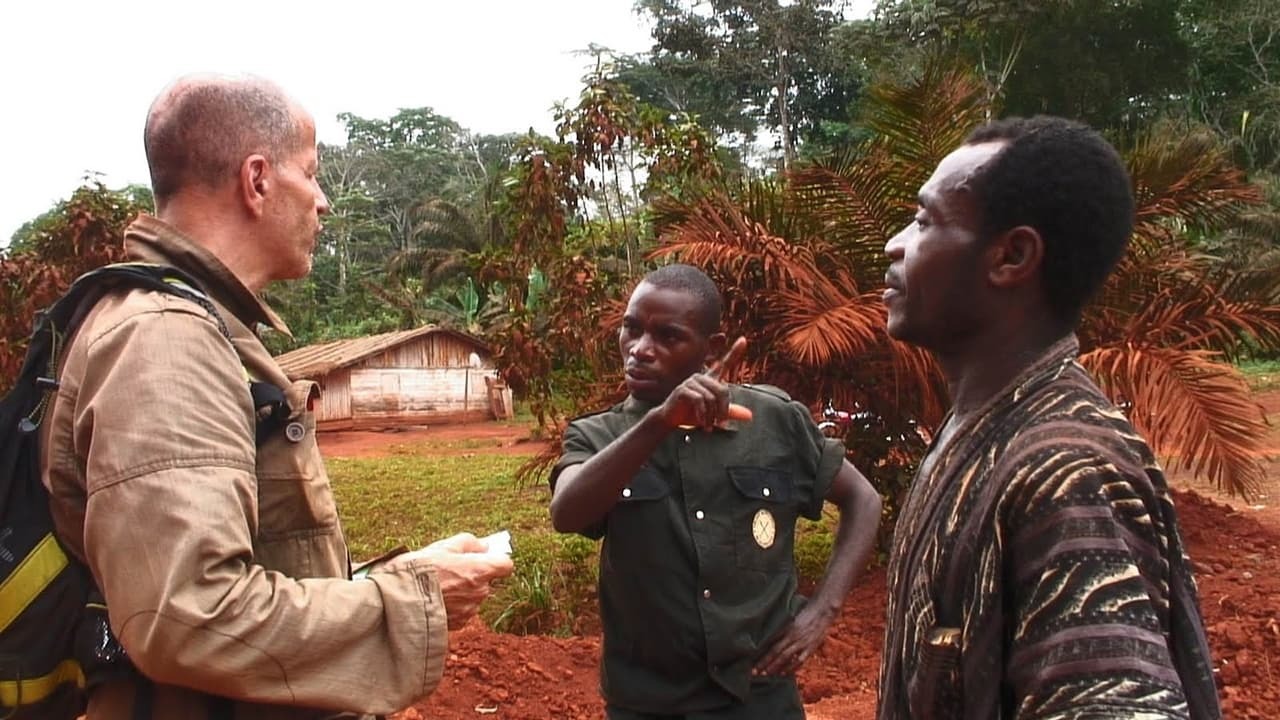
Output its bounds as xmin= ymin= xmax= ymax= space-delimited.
xmin=551 ymin=384 xmax=846 ymax=715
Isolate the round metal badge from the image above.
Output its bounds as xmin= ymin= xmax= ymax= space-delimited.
xmin=752 ymin=508 xmax=777 ymax=549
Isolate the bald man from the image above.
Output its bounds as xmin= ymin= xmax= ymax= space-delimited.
xmin=39 ymin=75 xmax=512 ymax=720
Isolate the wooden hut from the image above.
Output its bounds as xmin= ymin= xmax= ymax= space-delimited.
xmin=275 ymin=326 xmax=503 ymax=429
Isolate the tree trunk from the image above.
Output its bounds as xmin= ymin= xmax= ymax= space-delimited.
xmin=776 ymin=43 xmax=795 ymax=172
xmin=337 ymin=228 xmax=349 ymax=294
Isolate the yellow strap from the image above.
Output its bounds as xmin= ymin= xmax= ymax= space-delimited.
xmin=0 ymin=658 xmax=85 ymax=708
xmin=0 ymin=534 xmax=68 ymax=633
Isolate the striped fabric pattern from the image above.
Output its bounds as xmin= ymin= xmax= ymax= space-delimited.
xmin=878 ymin=336 xmax=1220 ymax=720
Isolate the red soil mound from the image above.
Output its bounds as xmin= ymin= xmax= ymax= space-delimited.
xmin=395 ymin=488 xmax=1279 ymax=719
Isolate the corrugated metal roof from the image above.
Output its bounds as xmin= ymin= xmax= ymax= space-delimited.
xmin=275 ymin=325 xmax=489 ymax=380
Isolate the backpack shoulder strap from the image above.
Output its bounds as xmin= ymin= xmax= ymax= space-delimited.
xmin=53 ymin=263 xmax=228 ymax=339
xmin=16 ymin=264 xmax=230 ymax=433
xmin=23 ymin=263 xmax=292 ymax=452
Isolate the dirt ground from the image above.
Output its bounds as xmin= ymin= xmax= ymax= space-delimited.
xmin=317 ymin=421 xmax=551 ymax=458
xmin=321 ymin=396 xmax=1280 ymax=720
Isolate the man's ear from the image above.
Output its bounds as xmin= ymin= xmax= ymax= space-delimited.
xmin=986 ymin=225 xmax=1043 ymax=289
xmin=240 ymin=155 xmax=270 ymax=217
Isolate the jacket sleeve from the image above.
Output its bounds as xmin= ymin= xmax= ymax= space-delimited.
xmin=999 ymin=437 xmax=1195 ymax=720
xmin=70 ymin=298 xmax=447 ymax=714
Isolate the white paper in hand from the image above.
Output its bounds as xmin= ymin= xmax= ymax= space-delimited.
xmin=481 ymin=530 xmax=512 ymax=556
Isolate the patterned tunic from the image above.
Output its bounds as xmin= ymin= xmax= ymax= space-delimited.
xmin=878 ymin=336 xmax=1220 ymax=719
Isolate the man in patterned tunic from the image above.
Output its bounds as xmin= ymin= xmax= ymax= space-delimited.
xmin=877 ymin=116 xmax=1221 ymax=719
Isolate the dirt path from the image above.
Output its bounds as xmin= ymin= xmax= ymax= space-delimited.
xmin=321 ymin=396 xmax=1280 ymax=719
xmin=318 ymin=420 xmax=553 ymax=458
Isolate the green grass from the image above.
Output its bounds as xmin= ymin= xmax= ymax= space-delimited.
xmin=328 ymin=453 xmax=539 ymax=558
xmin=377 ymin=437 xmax=508 ymax=455
xmin=1237 ymin=358 xmax=1280 ymax=392
xmin=328 ymin=452 xmax=842 ymax=634
xmin=328 ymin=452 xmax=601 ymax=635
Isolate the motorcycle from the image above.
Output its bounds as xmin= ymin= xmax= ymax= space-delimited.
xmin=817 ymin=398 xmax=854 ymax=439
xmin=816 ymin=398 xmax=932 ymax=448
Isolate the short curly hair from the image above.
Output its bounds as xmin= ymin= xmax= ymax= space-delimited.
xmin=642 ymin=263 xmax=722 ymax=335
xmin=964 ymin=116 xmax=1134 ymax=325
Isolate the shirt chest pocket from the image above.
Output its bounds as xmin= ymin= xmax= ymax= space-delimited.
xmin=727 ymin=466 xmax=796 ymax=572
xmin=604 ymin=466 xmax=672 ymax=565
xmin=254 ymin=381 xmax=338 ymax=541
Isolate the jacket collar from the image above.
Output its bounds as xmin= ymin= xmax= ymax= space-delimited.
xmin=124 ymin=215 xmax=292 ymax=337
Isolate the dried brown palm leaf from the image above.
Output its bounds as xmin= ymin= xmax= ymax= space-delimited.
xmin=648 ymin=193 xmax=826 ymax=292
xmin=883 ymin=341 xmax=948 ymax=427
xmin=1080 ymin=346 xmax=1267 ymax=499
xmin=1086 ymin=246 xmax=1280 ymax=358
xmin=776 ymin=288 xmax=885 ymax=367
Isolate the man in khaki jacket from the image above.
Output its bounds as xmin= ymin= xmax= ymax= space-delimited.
xmin=40 ymin=74 xmax=513 ymax=719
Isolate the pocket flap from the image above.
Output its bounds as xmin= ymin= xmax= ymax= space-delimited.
xmin=286 ymin=380 xmax=322 ymax=419
xmin=619 ymin=466 xmax=670 ymax=502
xmin=728 ymin=466 xmax=791 ymax=503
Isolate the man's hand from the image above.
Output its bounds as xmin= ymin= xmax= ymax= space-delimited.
xmin=753 ymin=604 xmax=836 ymax=677
xmin=382 ymin=532 xmax=515 ymax=630
xmin=657 ymin=336 xmax=753 ymax=430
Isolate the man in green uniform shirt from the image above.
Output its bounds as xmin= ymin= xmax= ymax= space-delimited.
xmin=550 ymin=264 xmax=882 ymax=719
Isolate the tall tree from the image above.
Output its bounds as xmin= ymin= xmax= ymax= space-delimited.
xmin=1178 ymin=0 xmax=1280 ymax=172
xmin=870 ymin=0 xmax=1192 ymax=131
xmin=336 ymin=108 xmax=473 ymax=254
xmin=316 ymin=142 xmax=385 ymax=296
xmin=630 ymin=0 xmax=857 ymax=170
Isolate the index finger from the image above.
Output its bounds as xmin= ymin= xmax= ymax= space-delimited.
xmin=707 ymin=336 xmax=748 ymax=380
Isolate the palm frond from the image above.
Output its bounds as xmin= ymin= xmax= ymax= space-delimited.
xmin=882 ymin=340 xmax=948 ymax=427
xmin=412 ymin=197 xmax=483 ymax=251
xmin=1126 ymin=125 xmax=1263 ymax=244
xmin=648 ymin=193 xmax=826 ymax=290
xmin=1081 ymin=346 xmax=1267 ymax=499
xmin=860 ymin=62 xmax=991 ymax=175
xmin=776 ymin=289 xmax=884 ymax=367
xmin=385 ymin=247 xmax=447 ymax=285
xmin=1087 ymin=246 xmax=1280 ymax=359
xmin=789 ymin=144 xmax=909 ymax=283
xmin=1236 ymin=205 xmax=1280 ymax=241
xmin=786 ymin=66 xmax=990 ymax=290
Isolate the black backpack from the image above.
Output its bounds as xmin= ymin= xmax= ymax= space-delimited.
xmin=0 ymin=263 xmax=288 ymax=719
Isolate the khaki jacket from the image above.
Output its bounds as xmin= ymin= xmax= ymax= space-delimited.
xmin=41 ymin=216 xmax=447 ymax=719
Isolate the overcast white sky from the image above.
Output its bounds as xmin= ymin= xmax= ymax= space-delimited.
xmin=0 ymin=0 xmax=872 ymax=242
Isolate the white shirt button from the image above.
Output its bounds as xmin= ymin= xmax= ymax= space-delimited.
xmin=622 ymin=488 xmax=632 ymax=498
xmin=763 ymin=487 xmax=771 ymax=497
xmin=695 ymin=510 xmax=705 ymax=520
xmin=702 ymin=589 xmax=712 ymax=599
xmin=683 ymin=434 xmax=691 ymax=444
